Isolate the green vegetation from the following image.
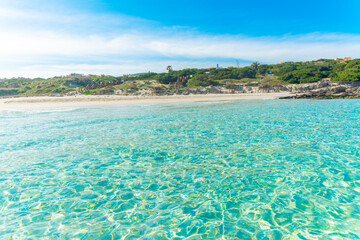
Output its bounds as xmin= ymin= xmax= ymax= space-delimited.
xmin=130 ymin=58 xmax=359 ymax=87
xmin=0 ymin=75 xmax=122 ymax=96
xmin=0 ymin=58 xmax=359 ymax=96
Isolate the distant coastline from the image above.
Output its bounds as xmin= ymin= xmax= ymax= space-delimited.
xmin=1 ymin=58 xmax=360 ymax=106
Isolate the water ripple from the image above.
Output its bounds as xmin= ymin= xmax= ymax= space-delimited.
xmin=1 ymin=100 xmax=360 ymax=239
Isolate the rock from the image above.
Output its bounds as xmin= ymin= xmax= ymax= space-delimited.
xmin=331 ymin=86 xmax=347 ymax=93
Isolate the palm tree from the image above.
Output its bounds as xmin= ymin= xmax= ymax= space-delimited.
xmin=166 ymin=65 xmax=173 ymax=73
xmin=251 ymin=62 xmax=260 ymax=72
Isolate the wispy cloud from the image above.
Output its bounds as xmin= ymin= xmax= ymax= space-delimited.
xmin=0 ymin=3 xmax=359 ymax=78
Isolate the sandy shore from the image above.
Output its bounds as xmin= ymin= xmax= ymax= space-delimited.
xmin=0 ymin=92 xmax=294 ymax=110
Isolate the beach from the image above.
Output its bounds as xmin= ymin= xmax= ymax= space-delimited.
xmin=0 ymin=92 xmax=293 ymax=110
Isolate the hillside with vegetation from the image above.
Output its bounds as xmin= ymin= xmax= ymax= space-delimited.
xmin=1 ymin=58 xmax=359 ymax=97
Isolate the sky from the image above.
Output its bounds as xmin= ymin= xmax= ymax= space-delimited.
xmin=0 ymin=0 xmax=359 ymax=78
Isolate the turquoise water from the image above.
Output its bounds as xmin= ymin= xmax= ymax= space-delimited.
xmin=1 ymin=100 xmax=360 ymax=239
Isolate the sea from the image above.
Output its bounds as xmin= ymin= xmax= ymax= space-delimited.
xmin=1 ymin=99 xmax=360 ymax=239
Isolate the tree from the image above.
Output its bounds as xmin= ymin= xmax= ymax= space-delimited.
xmin=258 ymin=64 xmax=270 ymax=75
xmin=251 ymin=62 xmax=260 ymax=73
xmin=157 ymin=73 xmax=177 ymax=84
xmin=166 ymin=65 xmax=173 ymax=73
xmin=234 ymin=67 xmax=256 ymax=79
xmin=187 ymin=75 xmax=217 ymax=87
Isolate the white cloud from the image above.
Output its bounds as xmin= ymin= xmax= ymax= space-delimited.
xmin=0 ymin=3 xmax=360 ymax=78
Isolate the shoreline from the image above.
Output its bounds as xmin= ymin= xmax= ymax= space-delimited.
xmin=0 ymin=92 xmax=293 ymax=110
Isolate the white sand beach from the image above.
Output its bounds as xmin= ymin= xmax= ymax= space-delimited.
xmin=0 ymin=92 xmax=294 ymax=110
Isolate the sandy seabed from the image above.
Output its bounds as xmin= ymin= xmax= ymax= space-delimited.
xmin=0 ymin=92 xmax=294 ymax=110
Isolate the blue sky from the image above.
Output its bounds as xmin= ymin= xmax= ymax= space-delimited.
xmin=69 ymin=0 xmax=358 ymax=35
xmin=0 ymin=0 xmax=359 ymax=77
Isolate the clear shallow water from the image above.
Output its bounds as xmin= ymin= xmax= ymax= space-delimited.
xmin=1 ymin=100 xmax=360 ymax=239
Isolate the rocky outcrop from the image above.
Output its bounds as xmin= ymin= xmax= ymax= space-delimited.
xmin=281 ymin=82 xmax=360 ymax=99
